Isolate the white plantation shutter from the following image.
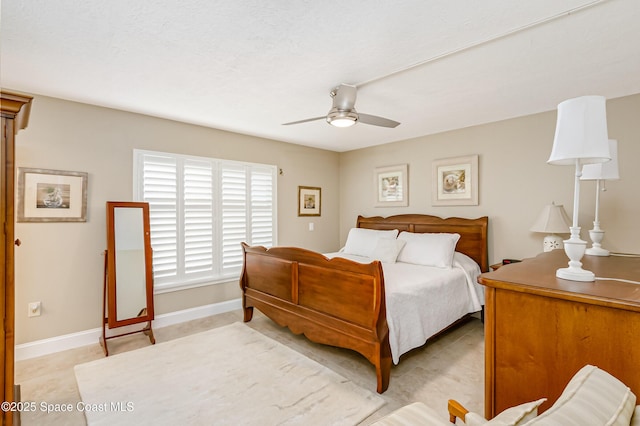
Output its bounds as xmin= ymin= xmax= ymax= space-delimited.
xmin=137 ymin=154 xmax=178 ymax=280
xmin=183 ymin=159 xmax=214 ymax=277
xmin=221 ymin=164 xmax=247 ymax=274
xmin=250 ymin=167 xmax=274 ymax=247
xmin=134 ymin=150 xmax=277 ymax=291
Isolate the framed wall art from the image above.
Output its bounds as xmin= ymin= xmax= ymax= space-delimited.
xmin=432 ymin=155 xmax=478 ymax=206
xmin=374 ymin=164 xmax=408 ymax=207
xmin=17 ymin=167 xmax=88 ymax=222
xmin=298 ymin=186 xmax=321 ymax=216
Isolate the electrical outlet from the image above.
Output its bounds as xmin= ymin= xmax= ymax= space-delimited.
xmin=28 ymin=302 xmax=41 ymax=317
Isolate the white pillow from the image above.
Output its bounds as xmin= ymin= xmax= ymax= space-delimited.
xmin=463 ymin=399 xmax=546 ymax=426
xmin=464 ymin=398 xmax=547 ymax=426
xmin=396 ymin=232 xmax=460 ymax=268
xmin=487 ymin=398 xmax=546 ymax=425
xmin=370 ymin=238 xmax=406 ymax=263
xmin=342 ymin=228 xmax=399 ymax=257
xmin=631 ymin=406 xmax=640 ymax=426
xmin=526 ymin=365 xmax=636 ymax=426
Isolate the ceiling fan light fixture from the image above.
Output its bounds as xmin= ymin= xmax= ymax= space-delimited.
xmin=327 ymin=109 xmax=358 ymax=128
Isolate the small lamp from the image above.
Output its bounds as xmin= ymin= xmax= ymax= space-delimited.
xmin=530 ymin=203 xmax=572 ymax=252
xmin=580 ymin=139 xmax=620 ymax=256
xmin=547 ymin=95 xmax=611 ymax=282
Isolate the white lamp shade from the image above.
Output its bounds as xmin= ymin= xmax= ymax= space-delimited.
xmin=581 ymin=139 xmax=620 ymax=181
xmin=530 ymin=203 xmax=572 ymax=234
xmin=547 ymin=96 xmax=611 ymax=166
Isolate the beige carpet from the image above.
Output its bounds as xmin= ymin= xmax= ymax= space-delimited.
xmin=74 ymin=322 xmax=385 ymax=425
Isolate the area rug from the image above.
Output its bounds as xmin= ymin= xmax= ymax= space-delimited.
xmin=74 ymin=322 xmax=385 ymax=425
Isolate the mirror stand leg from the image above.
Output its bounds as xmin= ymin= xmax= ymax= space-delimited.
xmin=142 ymin=322 xmax=155 ymax=345
xmin=100 ymin=335 xmax=109 ymax=356
xmin=101 ymin=249 xmax=109 ymax=356
xmin=100 ymin=318 xmax=109 ymax=356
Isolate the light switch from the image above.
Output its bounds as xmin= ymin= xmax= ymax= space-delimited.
xmin=309 ymin=222 xmax=314 ymax=231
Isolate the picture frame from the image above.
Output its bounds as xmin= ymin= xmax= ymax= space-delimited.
xmin=432 ymin=155 xmax=478 ymax=206
xmin=17 ymin=167 xmax=88 ymax=222
xmin=374 ymin=164 xmax=408 ymax=207
xmin=298 ymin=186 xmax=321 ymax=216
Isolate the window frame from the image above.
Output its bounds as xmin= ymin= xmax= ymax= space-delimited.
xmin=133 ymin=149 xmax=277 ymax=293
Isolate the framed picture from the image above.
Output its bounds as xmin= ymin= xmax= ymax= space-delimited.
xmin=17 ymin=168 xmax=88 ymax=222
xmin=298 ymin=186 xmax=321 ymax=216
xmin=432 ymin=155 xmax=478 ymax=206
xmin=374 ymin=164 xmax=408 ymax=207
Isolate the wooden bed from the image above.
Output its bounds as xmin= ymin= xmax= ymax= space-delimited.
xmin=239 ymin=214 xmax=488 ymax=393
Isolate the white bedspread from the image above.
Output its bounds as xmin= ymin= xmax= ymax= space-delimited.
xmin=325 ymin=252 xmax=483 ymax=364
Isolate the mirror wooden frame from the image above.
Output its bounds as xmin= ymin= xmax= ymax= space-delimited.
xmin=101 ymin=201 xmax=155 ymax=356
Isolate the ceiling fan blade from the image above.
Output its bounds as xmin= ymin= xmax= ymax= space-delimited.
xmin=282 ymin=116 xmax=325 ymax=126
xmin=357 ymin=113 xmax=401 ymax=128
xmin=332 ymin=84 xmax=357 ymax=110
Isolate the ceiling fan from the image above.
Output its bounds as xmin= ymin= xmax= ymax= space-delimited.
xmin=282 ymin=83 xmax=400 ymax=128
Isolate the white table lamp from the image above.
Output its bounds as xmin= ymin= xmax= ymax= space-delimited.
xmin=547 ymin=95 xmax=611 ymax=281
xmin=580 ymin=139 xmax=620 ymax=256
xmin=530 ymin=203 xmax=572 ymax=252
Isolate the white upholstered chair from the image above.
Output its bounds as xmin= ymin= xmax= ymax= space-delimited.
xmin=371 ymin=365 xmax=639 ymax=426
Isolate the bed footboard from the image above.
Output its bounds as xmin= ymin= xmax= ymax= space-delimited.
xmin=240 ymin=243 xmax=391 ymax=393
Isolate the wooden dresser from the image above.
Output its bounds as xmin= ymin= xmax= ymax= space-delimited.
xmin=479 ymin=249 xmax=640 ymax=418
xmin=1 ymin=91 xmax=33 ymax=426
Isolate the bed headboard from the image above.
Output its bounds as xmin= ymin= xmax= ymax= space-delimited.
xmin=356 ymin=214 xmax=489 ymax=272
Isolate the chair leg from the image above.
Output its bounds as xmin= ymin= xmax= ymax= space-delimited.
xmin=448 ymin=400 xmax=469 ymax=424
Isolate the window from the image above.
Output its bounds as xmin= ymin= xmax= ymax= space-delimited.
xmin=134 ymin=149 xmax=277 ymax=292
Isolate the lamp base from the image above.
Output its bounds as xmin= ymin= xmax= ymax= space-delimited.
xmin=556 ymin=266 xmax=595 ymax=282
xmin=557 ymin=227 xmax=595 ymax=282
xmin=586 ymin=246 xmax=610 ymax=256
xmin=586 ymin=222 xmax=610 ymax=257
xmin=543 ymin=235 xmax=563 ymax=252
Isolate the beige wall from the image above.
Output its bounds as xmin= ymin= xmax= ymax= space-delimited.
xmin=14 ymin=95 xmax=340 ymax=344
xmin=14 ymin=93 xmax=640 ymax=344
xmin=339 ymin=93 xmax=640 ymax=265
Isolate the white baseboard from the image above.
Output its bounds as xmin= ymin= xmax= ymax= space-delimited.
xmin=15 ymin=298 xmax=242 ymax=361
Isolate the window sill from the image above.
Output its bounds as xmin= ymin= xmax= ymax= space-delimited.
xmin=153 ymin=275 xmax=240 ymax=294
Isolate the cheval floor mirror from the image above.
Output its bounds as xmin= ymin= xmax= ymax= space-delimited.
xmin=101 ymin=201 xmax=155 ymax=356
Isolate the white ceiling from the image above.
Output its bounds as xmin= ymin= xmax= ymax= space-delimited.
xmin=2 ymin=0 xmax=639 ymax=152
